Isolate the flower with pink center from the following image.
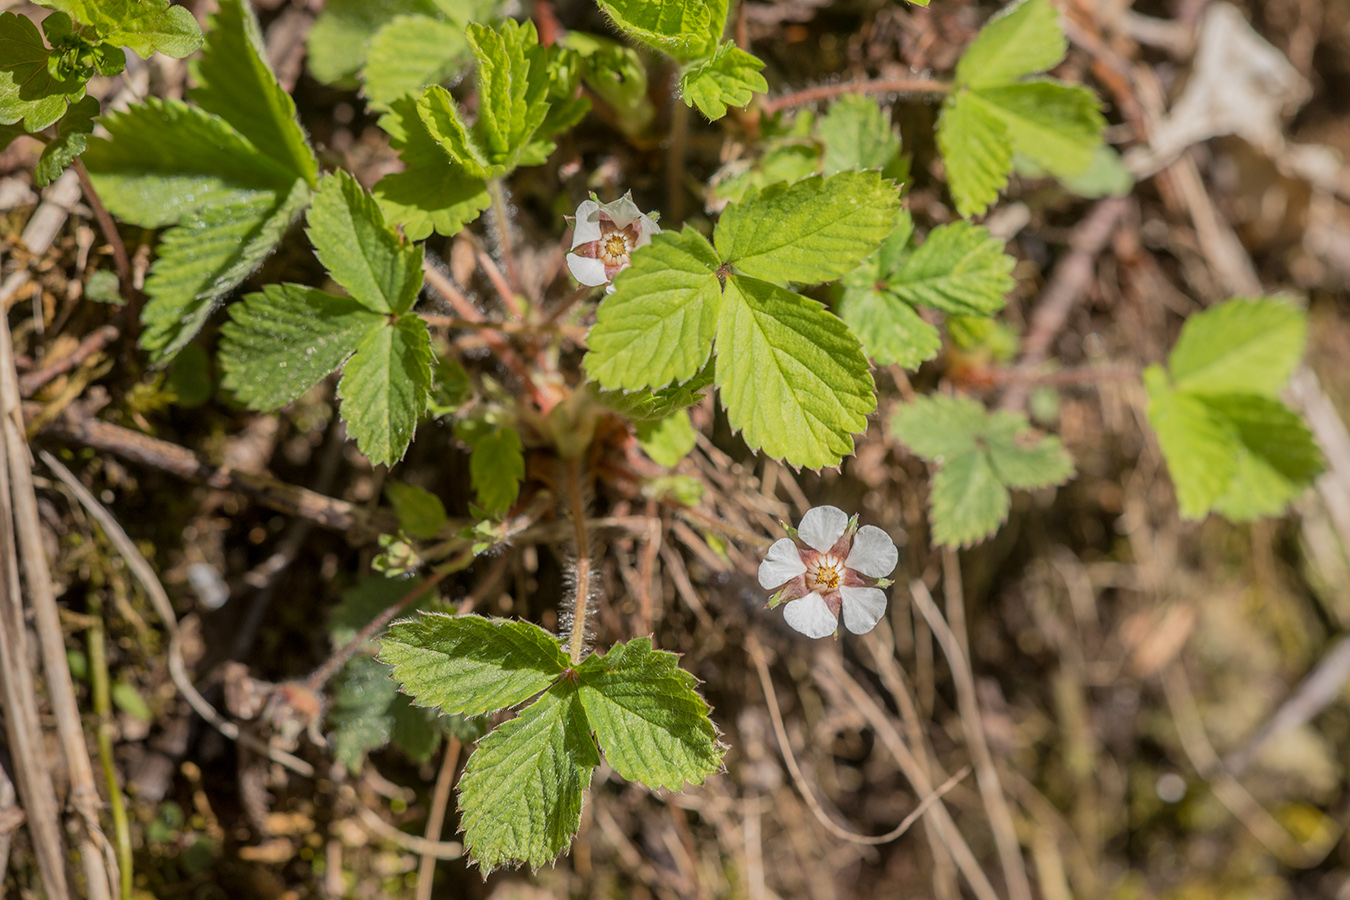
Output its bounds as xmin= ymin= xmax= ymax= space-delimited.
xmin=758 ymin=506 xmax=899 ymax=639
xmin=565 ymin=192 xmax=660 ymax=292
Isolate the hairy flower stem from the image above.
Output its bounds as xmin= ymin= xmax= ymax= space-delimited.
xmin=487 ymin=178 xmax=523 ymax=303
xmin=565 ymin=458 xmax=592 ymax=665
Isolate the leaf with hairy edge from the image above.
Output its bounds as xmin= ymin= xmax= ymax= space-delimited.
xmin=417 ymin=83 xmax=496 ymax=178
xmin=33 ymin=0 xmax=201 ymax=58
xmin=360 ymin=13 xmax=468 ymax=110
xmin=716 ymin=171 xmax=902 ymax=284
xmin=1167 ymin=297 xmax=1306 ymax=397
xmin=584 ymin=227 xmax=722 ymax=391
xmin=385 ymin=482 xmax=448 ymax=539
xmin=716 ymin=275 xmax=874 ymax=469
xmin=0 ymin=11 xmax=86 ymax=132
xmin=374 ymin=97 xmax=491 ymax=240
xmin=469 ymin=426 xmax=524 ymax=515
xmin=955 ymin=0 xmax=1066 ymax=90
xmin=679 ymin=42 xmax=767 ymax=120
xmin=937 ymin=91 xmax=1011 ymax=219
xmin=818 ymin=93 xmax=903 ymax=176
xmin=378 ymin=613 xmax=569 ymax=716
xmin=458 ymin=683 xmax=598 ymax=873
xmin=190 ymin=0 xmax=316 ymax=187
xmin=577 ymin=638 xmax=723 ymax=791
xmin=968 ymin=81 xmax=1104 ymax=178
xmin=307 ymin=171 xmax=423 ymax=315
xmin=838 ymin=287 xmax=941 ymax=369
xmin=218 ymin=284 xmax=382 ymax=410
xmin=929 ymin=449 xmax=1009 ymax=547
xmin=886 ymin=221 xmax=1015 ymax=315
xmin=337 ymin=315 xmax=433 ymax=466
xmin=34 ymin=95 xmax=97 ymax=187
xmin=598 ymin=0 xmax=716 ymax=61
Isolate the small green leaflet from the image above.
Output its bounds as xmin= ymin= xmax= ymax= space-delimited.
xmin=34 ymin=95 xmax=97 ymax=187
xmin=637 ymin=409 xmax=698 ymax=466
xmin=83 ymin=0 xmax=317 ymax=362
xmin=0 ymin=11 xmax=87 ymax=132
xmin=307 ymin=0 xmax=438 ymax=86
xmin=361 ymin=13 xmax=468 ymax=111
xmin=890 ymin=393 xmax=1074 ymax=546
xmin=1143 ymin=297 xmax=1322 ymax=521
xmin=937 ymin=0 xmax=1105 ymax=217
xmin=33 ymin=0 xmax=202 ymax=59
xmin=385 ymin=482 xmax=448 ymax=539
xmin=680 ymin=42 xmax=767 ymax=120
xmin=839 ymin=211 xmax=1015 ymax=367
xmin=565 ymin=32 xmax=654 ymax=136
xmin=817 ymin=93 xmax=904 ymax=176
xmin=468 ymin=425 xmax=525 ymax=515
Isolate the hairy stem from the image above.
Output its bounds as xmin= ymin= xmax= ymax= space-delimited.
xmin=487 ymin=178 xmax=523 ymax=303
xmin=760 ymin=78 xmax=952 ymax=115
xmin=565 ymin=458 xmax=592 ymax=665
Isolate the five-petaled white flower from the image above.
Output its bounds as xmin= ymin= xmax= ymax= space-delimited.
xmin=566 ymin=192 xmax=659 ymax=292
xmin=758 ymin=506 xmax=899 ymax=639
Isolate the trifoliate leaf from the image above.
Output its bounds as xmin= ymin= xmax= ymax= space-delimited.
xmin=838 ymin=286 xmax=942 ymax=369
xmin=636 ymin=409 xmax=698 ymax=466
xmin=930 ymin=449 xmax=1009 ymax=547
xmin=469 ymin=426 xmax=524 ymax=515
xmin=1167 ymin=297 xmax=1306 ymax=398
xmin=361 ymin=13 xmax=468 ymax=111
xmin=597 ymin=0 xmax=717 ymax=61
xmin=330 ymin=652 xmax=401 ymax=772
xmin=337 ymin=315 xmax=433 ymax=466
xmin=584 ymin=227 xmax=722 ymax=391
xmin=818 ymin=93 xmax=902 ymax=176
xmin=380 ymin=613 xmax=570 ymax=717
xmin=679 ymin=41 xmax=767 ymax=120
xmin=307 ymin=171 xmax=424 ymax=315
xmin=716 ymin=275 xmax=875 ymax=469
xmin=307 ymin=0 xmax=438 ymax=86
xmin=34 ymin=95 xmax=97 ymax=187
xmin=937 ymin=91 xmax=1012 ymax=218
xmin=967 ymin=81 xmax=1104 ymax=178
xmin=457 ymin=683 xmax=598 ymax=873
xmin=715 ymin=170 xmax=902 ymax=284
xmin=576 ymin=637 xmax=723 ymax=791
xmin=34 ymin=0 xmax=202 ymax=59
xmin=386 ymin=482 xmax=448 ymax=539
xmin=0 ymin=11 xmax=86 ymax=132
xmin=955 ymin=0 xmax=1066 ymax=90
xmin=219 ymin=284 xmax=382 ymax=410
xmin=885 ymin=221 xmax=1015 ymax=315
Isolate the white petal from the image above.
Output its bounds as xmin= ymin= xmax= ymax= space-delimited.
xmin=570 ymin=200 xmax=601 ymax=247
xmin=840 ymin=586 xmax=888 ymax=635
xmin=798 ymin=505 xmax=849 ymax=552
xmin=845 ymin=525 xmax=899 ymax=578
xmin=783 ymin=593 xmax=838 ymax=639
xmin=758 ymin=538 xmax=807 ymax=589
xmin=566 ymin=253 xmax=608 ymax=286
xmin=634 ymin=212 xmax=660 ymax=245
xmin=601 ymin=191 xmax=642 ymax=229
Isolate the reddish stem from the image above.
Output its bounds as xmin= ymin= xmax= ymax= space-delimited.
xmin=760 ymin=78 xmax=952 ymax=115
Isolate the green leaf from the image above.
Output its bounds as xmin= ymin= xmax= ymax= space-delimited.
xmin=190 ymin=0 xmax=317 ymax=187
xmin=679 ymin=42 xmax=767 ymax=120
xmin=710 ymin=141 xmax=821 ymax=206
xmin=469 ymin=426 xmax=524 ymax=515
xmin=967 ymin=81 xmax=1104 ymax=178
xmin=576 ymin=638 xmax=723 ymax=790
xmin=1167 ymin=297 xmax=1306 ymax=397
xmin=598 ymin=0 xmax=717 ymax=61
xmin=388 ymin=693 xmax=447 ymax=763
xmin=360 ymin=13 xmax=468 ymax=110
xmin=1049 ymin=143 xmax=1133 ymax=198
xmin=716 ymin=171 xmax=902 ymax=284
xmin=379 ymin=613 xmax=569 ymax=717
xmin=715 ymin=275 xmax=874 ymax=469
xmin=885 ymin=221 xmax=1015 ymax=315
xmin=937 ymin=90 xmax=1012 ymax=218
xmin=983 ymin=410 xmax=1075 ymax=489
xmin=930 ymin=449 xmax=1009 ymax=547
xmin=337 ymin=315 xmax=433 ymax=466
xmin=34 ymin=0 xmax=202 ymax=58
xmin=308 ymin=171 xmax=424 ymax=315
xmin=330 ymin=653 xmax=400 ymax=772
xmin=1145 ymin=373 xmax=1241 ymax=519
xmin=955 ymin=0 xmax=1066 ymax=90
xmin=818 ymin=93 xmax=902 ymax=176
xmin=374 ymin=95 xmax=491 ymax=240
xmin=218 ymin=284 xmax=381 ymax=410
xmin=330 ymin=574 xmax=413 ymax=645
xmin=417 ymin=83 xmax=495 ymax=177
xmin=566 ymin=32 xmax=654 ymax=136
xmin=584 ymin=227 xmax=722 ymax=391
xmin=34 ymin=94 xmax=97 ymax=187
xmin=428 ymin=356 xmax=471 ymax=416
xmin=592 ymin=364 xmax=712 ymax=422
xmin=636 ymin=409 xmax=698 ymax=466
xmin=0 ymin=11 xmax=86 ymax=132
xmin=457 ymin=682 xmax=598 ymax=873
xmin=888 ymin=393 xmax=985 ymax=461
xmin=838 ymin=287 xmax=941 ymax=369
xmin=306 ymin=0 xmax=439 ymax=86
xmin=1207 ymin=394 xmax=1323 ymax=521
xmin=385 ymin=482 xmax=448 ymax=539
xmin=467 ymin=20 xmax=551 ymax=170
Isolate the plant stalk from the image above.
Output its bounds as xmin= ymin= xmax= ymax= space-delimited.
xmin=87 ymin=592 xmax=132 ymax=900
xmin=565 ymin=458 xmax=592 ymax=665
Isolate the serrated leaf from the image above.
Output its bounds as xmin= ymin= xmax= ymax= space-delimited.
xmin=968 ymin=81 xmax=1104 ymax=178
xmin=418 ymin=83 xmax=495 ymax=177
xmin=468 ymin=20 xmax=551 ymax=169
xmin=337 ymin=315 xmax=433 ymax=466
xmin=937 ymin=90 xmax=1012 ymax=218
xmin=307 ymin=0 xmax=438 ymax=86
xmin=361 ymin=13 xmax=468 ymax=111
xmin=716 ymin=171 xmax=902 ymax=284
xmin=330 ymin=653 xmax=400 ymax=772
xmin=1207 ymin=394 xmax=1322 ymax=521
xmin=887 ymin=221 xmax=1014 ymax=315
xmin=1145 ymin=374 xmax=1240 ymax=519
xmin=0 ymin=11 xmax=87 ymax=132
xmin=219 ymin=284 xmax=382 ymax=410
xmin=576 ymin=637 xmax=723 ymax=791
xmin=818 ymin=93 xmax=902 ymax=176
xmin=35 ymin=0 xmax=202 ymax=58
xmin=470 ymin=426 xmax=524 ymax=515
xmin=190 ymin=0 xmax=316 ymax=186
xmin=386 ymin=482 xmax=448 ymax=539
xmin=457 ymin=683 xmax=597 ymax=873
xmin=838 ymin=287 xmax=941 ymax=368
xmin=1167 ymin=298 xmax=1306 ymax=397
xmin=888 ymin=393 xmax=984 ymax=461
xmin=982 ymin=410 xmax=1075 ymax=489
xmin=710 ymin=141 xmax=821 ymax=206
xmin=380 ymin=613 xmax=569 ymax=716
xmin=388 ymin=693 xmax=446 ymax=764
xmin=584 ymin=227 xmax=722 ymax=391
xmin=955 ymin=0 xmax=1066 ymax=89
xmin=308 ymin=171 xmax=424 ymax=314
xmin=930 ymin=449 xmax=1009 ymax=547
xmin=679 ymin=42 xmax=767 ymax=120
xmin=34 ymin=94 xmax=97 ymax=187
xmin=715 ymin=275 xmax=874 ymax=469
xmin=636 ymin=408 xmax=698 ymax=466
xmin=598 ymin=0 xmax=715 ymax=61
xmin=592 ymin=364 xmax=713 ymax=422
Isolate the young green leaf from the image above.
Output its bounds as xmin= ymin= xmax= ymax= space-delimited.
xmin=0 ymin=11 xmax=87 ymax=132
xmin=937 ymin=91 xmax=1013 ymax=219
xmin=636 ymin=409 xmax=698 ymax=467
xmin=467 ymin=20 xmax=551 ymax=165
xmin=385 ymin=482 xmax=448 ymax=539
xmin=597 ymin=0 xmax=717 ymax=61
xmin=34 ymin=0 xmax=202 ymax=59
xmin=34 ymin=95 xmax=97 ymax=187
xmin=457 ymin=683 xmax=598 ymax=873
xmin=417 ymin=83 xmax=496 ymax=177
xmin=679 ymin=42 xmax=767 ymax=120
xmin=576 ymin=637 xmax=724 ymax=791
xmin=838 ymin=287 xmax=942 ymax=369
xmin=966 ymin=81 xmax=1104 ymax=178
xmin=330 ymin=653 xmax=401 ymax=773
xmin=818 ymin=93 xmax=903 ymax=176
xmin=881 ymin=220 xmax=1015 ymax=315
xmin=955 ymin=0 xmax=1066 ymax=90
xmin=337 ymin=316 xmax=433 ymax=467
xmin=360 ymin=13 xmax=471 ymax=112
xmin=584 ymin=227 xmax=722 ymax=391
xmin=716 ymin=275 xmax=875 ymax=469
xmin=929 ymin=449 xmax=1009 ymax=549
xmin=1207 ymin=395 xmax=1323 ymax=521
xmin=716 ymin=171 xmax=902 ymax=284
xmin=566 ymin=32 xmax=654 ymax=136
xmin=469 ymin=426 xmax=524 ymax=515
xmin=307 ymin=0 xmax=438 ymax=86
xmin=1166 ymin=297 xmax=1306 ymax=397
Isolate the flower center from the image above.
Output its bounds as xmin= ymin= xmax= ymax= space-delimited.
xmin=600 ymin=233 xmax=631 ymax=266
xmin=806 ymin=554 xmax=844 ymax=592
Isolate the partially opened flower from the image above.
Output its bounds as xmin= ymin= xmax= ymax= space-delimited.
xmin=758 ymin=506 xmax=899 ymax=639
xmin=566 ymin=192 xmax=659 ymax=292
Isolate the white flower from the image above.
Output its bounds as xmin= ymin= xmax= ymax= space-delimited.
xmin=758 ymin=505 xmax=899 ymax=639
xmin=565 ymin=192 xmax=660 ymax=292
